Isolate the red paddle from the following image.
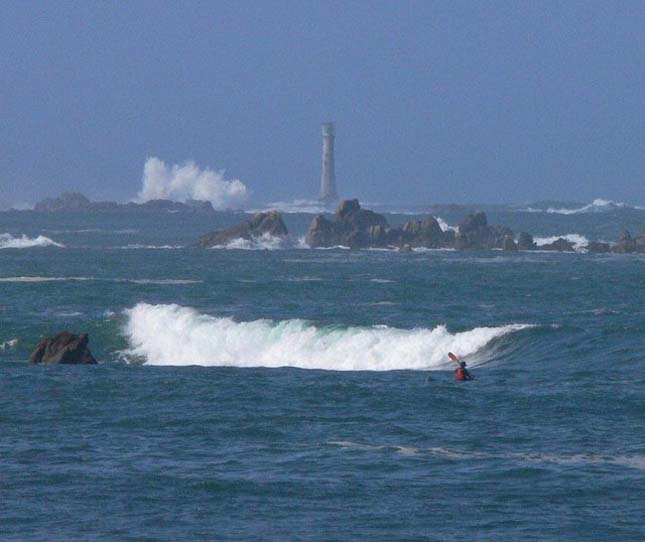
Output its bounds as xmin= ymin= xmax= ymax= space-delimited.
xmin=448 ymin=352 xmax=461 ymax=365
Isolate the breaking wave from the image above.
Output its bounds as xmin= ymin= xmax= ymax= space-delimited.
xmin=122 ymin=302 xmax=534 ymax=370
xmin=209 ymin=234 xmax=308 ymax=250
xmin=533 ymin=234 xmax=589 ymax=251
xmin=523 ymin=199 xmax=632 ymax=215
xmin=0 ymin=233 xmax=64 ymax=249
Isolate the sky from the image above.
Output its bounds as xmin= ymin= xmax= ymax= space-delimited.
xmin=1 ymin=1 xmax=644 ymax=208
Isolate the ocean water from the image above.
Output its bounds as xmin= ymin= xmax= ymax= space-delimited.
xmin=1 ymin=206 xmax=644 ymax=541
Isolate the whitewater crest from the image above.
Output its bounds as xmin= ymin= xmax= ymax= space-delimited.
xmin=123 ymin=303 xmax=533 ymax=370
xmin=523 ymin=199 xmax=630 ymax=215
xmin=210 ymin=233 xmax=292 ymax=250
xmin=0 ymin=233 xmax=64 ymax=249
xmin=533 ymin=234 xmax=589 ymax=252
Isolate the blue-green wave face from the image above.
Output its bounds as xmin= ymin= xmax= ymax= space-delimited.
xmin=1 ymin=205 xmax=644 ymax=541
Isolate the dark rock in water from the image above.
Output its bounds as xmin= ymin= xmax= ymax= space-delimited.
xmin=400 ymin=217 xmax=445 ymax=248
xmin=586 ymin=241 xmax=611 ymax=253
xmin=30 ymin=332 xmax=97 ymax=364
xmin=197 ymin=210 xmax=288 ymax=247
xmin=306 ymin=199 xmax=389 ymax=248
xmin=635 ymin=231 xmax=645 ymax=253
xmin=306 ymin=200 xmax=514 ymax=250
xmin=502 ymin=235 xmax=518 ymax=251
xmin=455 ymin=212 xmax=514 ymax=249
xmin=540 ymin=238 xmax=576 ymax=252
xmin=517 ymin=232 xmax=536 ymax=251
xmin=612 ymin=230 xmax=637 ymax=253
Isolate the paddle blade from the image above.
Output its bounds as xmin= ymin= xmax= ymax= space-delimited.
xmin=448 ymin=352 xmax=461 ymax=364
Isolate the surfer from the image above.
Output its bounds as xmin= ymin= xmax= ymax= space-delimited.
xmin=449 ymin=352 xmax=474 ymax=381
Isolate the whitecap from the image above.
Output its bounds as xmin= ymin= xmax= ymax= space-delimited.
xmin=0 ymin=233 xmax=64 ymax=249
xmin=0 ymin=338 xmax=19 ymax=350
xmin=533 ymin=234 xmax=589 ymax=251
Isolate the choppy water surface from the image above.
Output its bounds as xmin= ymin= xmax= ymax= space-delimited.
xmin=1 ymin=208 xmax=644 ymax=541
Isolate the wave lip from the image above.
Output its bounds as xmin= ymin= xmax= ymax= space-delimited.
xmin=123 ymin=302 xmax=533 ymax=370
xmin=0 ymin=233 xmax=64 ymax=249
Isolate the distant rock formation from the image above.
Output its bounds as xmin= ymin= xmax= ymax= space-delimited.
xmin=502 ymin=235 xmax=518 ymax=251
xmin=34 ymin=192 xmax=93 ymax=212
xmin=540 ymin=238 xmax=576 ymax=252
xmin=517 ymin=232 xmax=537 ymax=251
xmin=306 ymin=199 xmax=510 ymax=250
xmin=586 ymin=241 xmax=611 ymax=253
xmin=454 ymin=212 xmax=514 ymax=249
xmin=610 ymin=230 xmax=645 ymax=253
xmin=306 ymin=199 xmax=391 ymax=248
xmin=30 ymin=332 xmax=97 ymax=364
xmin=197 ymin=210 xmax=288 ymax=247
xmin=33 ymin=192 xmax=216 ymax=213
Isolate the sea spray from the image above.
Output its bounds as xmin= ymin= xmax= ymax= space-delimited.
xmin=123 ymin=302 xmax=533 ymax=370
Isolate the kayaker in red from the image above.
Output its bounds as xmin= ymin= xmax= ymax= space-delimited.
xmin=455 ymin=361 xmax=473 ymax=381
xmin=449 ymin=352 xmax=474 ymax=381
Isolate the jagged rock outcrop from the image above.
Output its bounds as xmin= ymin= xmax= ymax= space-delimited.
xmin=587 ymin=241 xmax=611 ymax=253
xmin=612 ymin=230 xmax=637 ymax=253
xmin=30 ymin=332 xmax=97 ymax=364
xmin=502 ymin=235 xmax=518 ymax=251
xmin=197 ymin=210 xmax=288 ymax=247
xmin=636 ymin=231 xmax=645 ymax=252
xmin=306 ymin=199 xmax=390 ymax=248
xmin=400 ymin=217 xmax=447 ymax=248
xmin=540 ymin=238 xmax=576 ymax=252
xmin=306 ymin=200 xmax=518 ymax=250
xmin=454 ymin=212 xmax=514 ymax=249
xmin=517 ymin=232 xmax=537 ymax=251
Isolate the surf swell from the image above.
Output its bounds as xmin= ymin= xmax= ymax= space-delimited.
xmin=0 ymin=233 xmax=64 ymax=249
xmin=123 ymin=303 xmax=533 ymax=370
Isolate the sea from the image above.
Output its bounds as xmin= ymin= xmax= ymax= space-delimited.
xmin=1 ymin=199 xmax=644 ymax=541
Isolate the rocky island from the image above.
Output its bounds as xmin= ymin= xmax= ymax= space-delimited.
xmin=191 ymin=198 xmax=645 ymax=253
xmin=31 ymin=192 xmax=219 ymax=214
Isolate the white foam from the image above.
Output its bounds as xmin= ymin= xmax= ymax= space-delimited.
xmin=0 ymin=276 xmax=93 ymax=283
xmin=533 ymin=234 xmax=589 ymax=251
xmin=210 ymin=233 xmax=289 ymax=250
xmin=0 ymin=338 xmax=19 ymax=350
xmin=436 ymin=217 xmax=457 ymax=232
xmin=123 ymin=302 xmax=533 ymax=370
xmin=114 ymin=244 xmax=184 ymax=250
xmin=521 ymin=199 xmax=628 ymax=215
xmin=0 ymin=233 xmax=64 ymax=249
xmin=251 ymin=199 xmax=332 ymax=214
xmin=0 ymin=276 xmax=200 ymax=285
